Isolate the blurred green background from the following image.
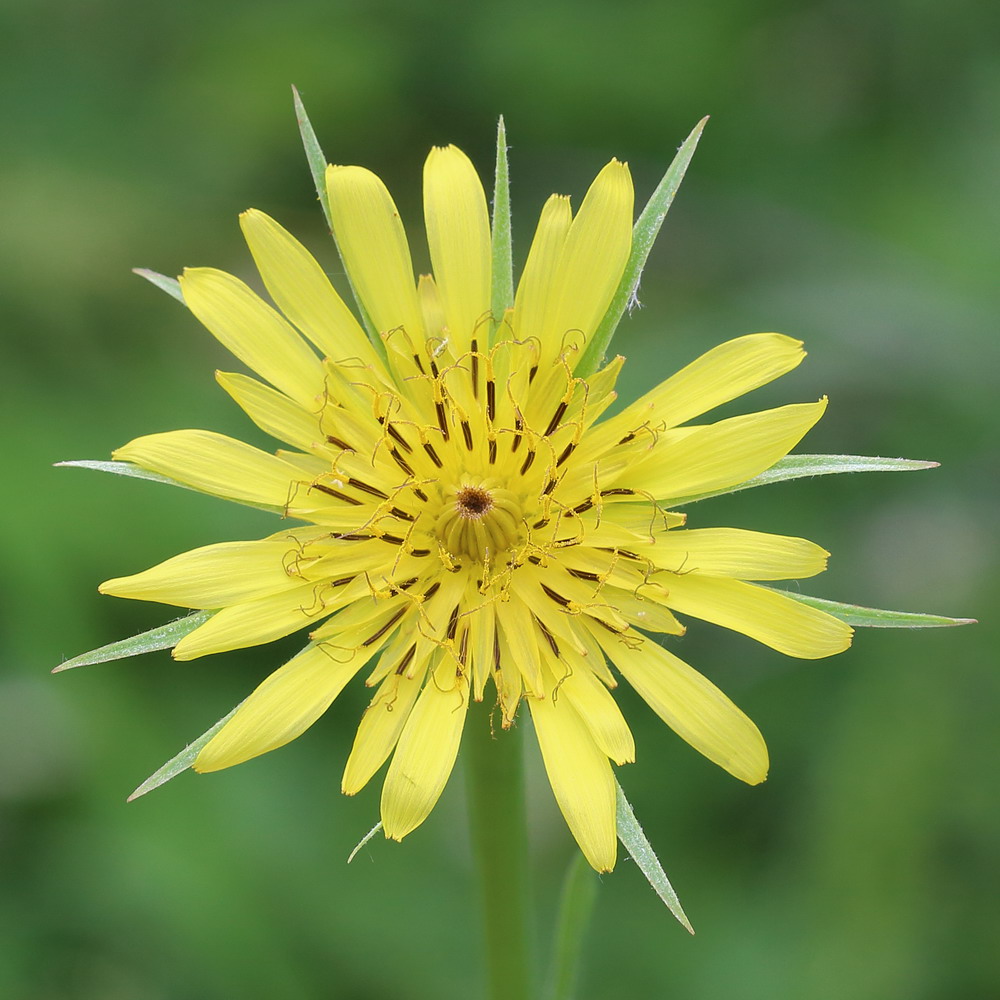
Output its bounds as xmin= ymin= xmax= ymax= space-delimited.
xmin=1 ymin=0 xmax=996 ymax=997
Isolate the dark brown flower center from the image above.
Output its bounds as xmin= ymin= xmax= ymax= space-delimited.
xmin=455 ymin=485 xmax=494 ymax=519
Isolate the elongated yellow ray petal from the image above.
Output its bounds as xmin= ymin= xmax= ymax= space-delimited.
xmin=180 ymin=268 xmax=323 ymax=405
xmin=173 ymin=577 xmax=368 ymax=660
xmin=557 ymin=658 xmax=635 ymax=765
xmin=595 ymin=629 xmax=769 ymax=784
xmin=239 ymin=209 xmax=383 ymax=369
xmin=540 ymin=160 xmax=633 ymax=368
xmin=342 ymin=663 xmax=428 ymax=795
xmin=660 ymin=573 xmax=853 ymax=658
xmin=645 ymin=527 xmax=829 ymax=580
xmin=100 ymin=531 xmax=321 ymax=608
xmin=602 ymin=587 xmax=686 ymax=635
xmin=495 ymin=596 xmax=544 ymax=697
xmin=595 ymin=333 xmax=807 ymax=452
xmin=381 ymin=661 xmax=469 ymax=840
xmin=511 ymin=194 xmax=572 ymax=344
xmin=626 ymin=399 xmax=828 ymax=501
xmin=113 ymin=429 xmax=304 ymax=509
xmin=417 ymin=273 xmax=447 ymax=338
xmin=195 ymin=644 xmax=377 ymax=772
xmin=215 ymin=372 xmax=324 ymax=454
xmin=325 ymin=164 xmax=424 ymax=344
xmin=529 ymin=693 xmax=617 ymax=872
xmin=423 ymin=145 xmax=491 ymax=357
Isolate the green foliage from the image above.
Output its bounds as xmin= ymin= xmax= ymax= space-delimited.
xmin=616 ymin=782 xmax=694 ymax=934
xmin=55 ymin=611 xmax=214 ymax=672
xmin=490 ymin=116 xmax=514 ymax=332
xmin=577 ymin=118 xmax=707 ymax=377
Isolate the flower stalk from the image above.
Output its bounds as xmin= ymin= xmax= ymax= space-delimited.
xmin=465 ymin=702 xmax=533 ymax=1000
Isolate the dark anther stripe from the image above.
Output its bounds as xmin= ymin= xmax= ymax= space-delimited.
xmin=556 ymin=443 xmax=576 ymax=467
xmin=423 ymin=441 xmax=443 ymax=467
xmin=391 ymin=449 xmax=415 ymax=476
xmin=544 ymin=401 xmax=568 ymax=437
xmin=362 ymin=607 xmax=407 ymax=647
xmin=395 ymin=645 xmax=417 ymax=675
xmin=435 ymin=401 xmax=450 ymax=440
xmin=311 ymin=484 xmax=362 ymax=506
xmin=349 ymin=477 xmax=389 ymax=500
xmin=535 ymin=616 xmax=560 ymax=655
xmin=386 ymin=423 xmax=413 ymax=452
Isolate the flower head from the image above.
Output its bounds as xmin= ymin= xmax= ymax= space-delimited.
xmin=99 ymin=143 xmax=851 ymax=871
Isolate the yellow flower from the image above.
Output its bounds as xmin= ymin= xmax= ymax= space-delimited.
xmin=100 ymin=145 xmax=851 ymax=872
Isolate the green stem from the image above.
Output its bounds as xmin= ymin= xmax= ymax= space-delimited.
xmin=465 ymin=703 xmax=533 ymax=1000
xmin=545 ymin=853 xmax=598 ymax=1000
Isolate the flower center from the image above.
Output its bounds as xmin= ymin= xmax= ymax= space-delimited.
xmin=435 ymin=484 xmax=523 ymax=563
xmin=455 ymin=486 xmax=493 ymax=518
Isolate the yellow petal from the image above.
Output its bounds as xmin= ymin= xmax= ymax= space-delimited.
xmin=381 ymin=663 xmax=469 ymax=840
xmin=215 ymin=371 xmax=324 ymax=453
xmin=173 ymin=577 xmax=368 ymax=660
xmin=511 ymin=194 xmax=572 ymax=344
xmin=179 ymin=267 xmax=322 ymax=406
xmin=325 ymin=164 xmax=424 ymax=344
xmin=99 ymin=532 xmax=316 ymax=608
xmin=194 ymin=643 xmax=374 ymax=772
xmin=468 ymin=593 xmax=497 ymax=703
xmin=626 ymin=399 xmax=828 ymax=502
xmin=417 ymin=273 xmax=447 ymax=338
xmin=541 ymin=160 xmax=633 ymax=367
xmin=660 ymin=573 xmax=853 ymax=658
xmin=113 ymin=429 xmax=303 ymax=509
xmin=529 ymin=693 xmax=617 ymax=872
xmin=495 ymin=596 xmax=544 ymax=697
xmin=584 ymin=332 xmax=807 ymax=456
xmin=603 ymin=587 xmax=686 ymax=635
xmin=647 ymin=527 xmax=829 ymax=581
xmin=423 ymin=145 xmax=491 ymax=356
xmin=557 ymin=657 xmax=635 ymax=765
xmin=596 ymin=630 xmax=769 ymax=784
xmin=342 ymin=660 xmax=428 ymax=794
xmin=239 ymin=209 xmax=382 ymax=368
xmin=495 ymin=628 xmax=523 ymax=728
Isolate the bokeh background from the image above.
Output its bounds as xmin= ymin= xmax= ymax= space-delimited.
xmin=1 ymin=0 xmax=996 ymax=997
